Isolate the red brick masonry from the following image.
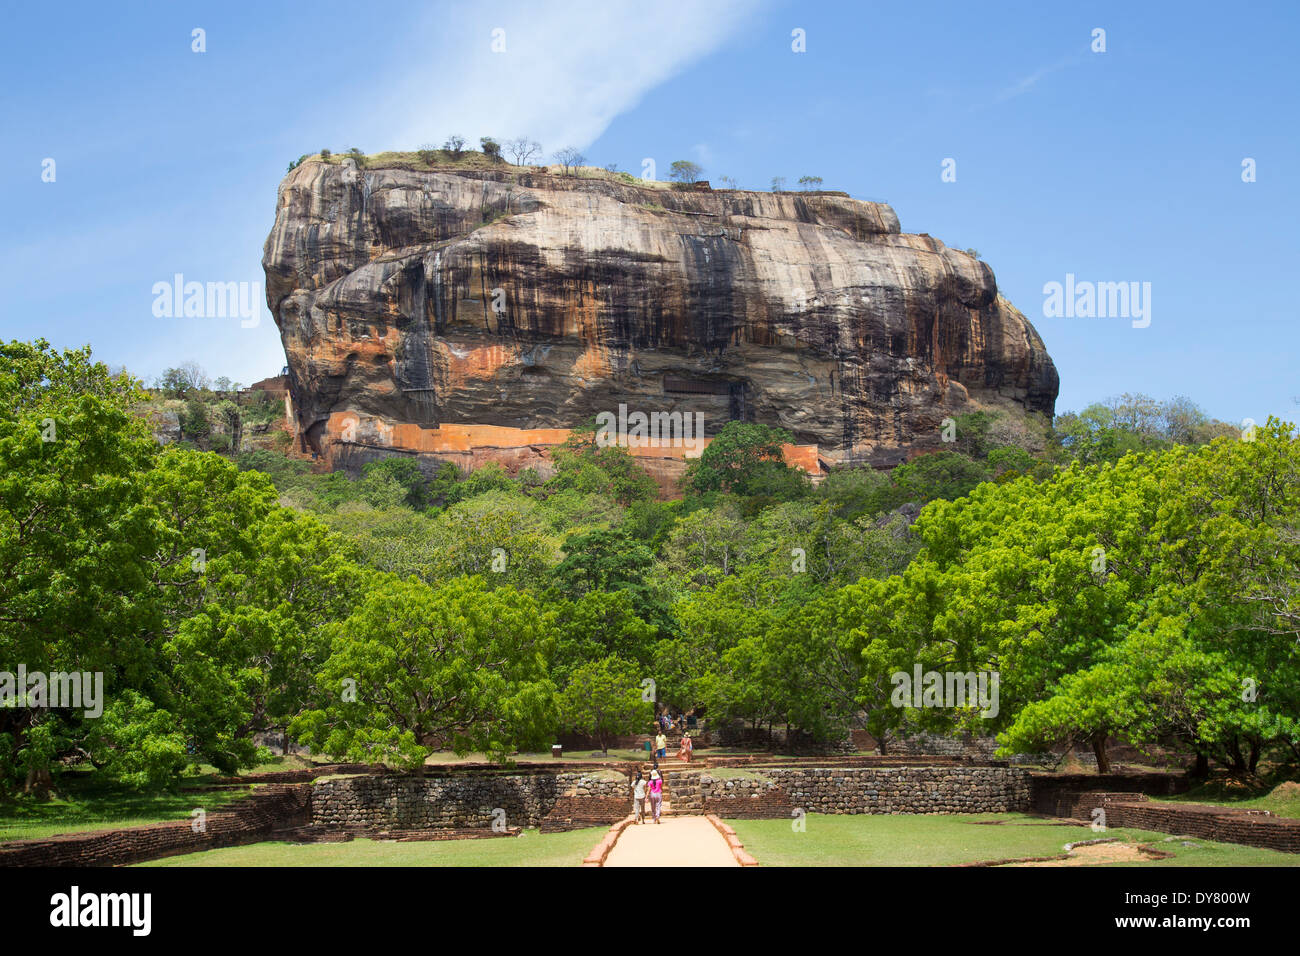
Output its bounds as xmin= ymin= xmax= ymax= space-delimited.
xmin=1045 ymin=790 xmax=1300 ymax=854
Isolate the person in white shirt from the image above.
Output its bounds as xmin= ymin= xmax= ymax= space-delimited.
xmin=632 ymin=771 xmax=647 ymax=824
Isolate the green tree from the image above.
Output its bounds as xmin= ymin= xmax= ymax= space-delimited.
xmin=684 ymin=421 xmax=805 ymax=497
xmin=550 ymin=590 xmax=657 ymax=684
xmin=888 ymin=451 xmax=990 ymax=504
xmin=428 ymin=490 xmax=559 ymax=587
xmin=359 ymin=457 xmax=426 ymax=508
xmin=557 ymin=656 xmax=651 ymax=753
xmin=178 ymin=396 xmax=211 ymax=445
xmin=817 ymin=465 xmax=895 ymax=521
xmin=545 ymin=428 xmax=657 ymax=505
xmin=554 ymin=527 xmax=652 ymax=596
xmin=669 ymin=160 xmax=703 ymax=185
xmin=658 ymin=498 xmax=750 ymax=589
xmin=839 ymin=422 xmax=1300 ymax=773
xmin=212 ymin=399 xmax=242 ymax=455
xmin=0 ymin=340 xmax=159 ymax=792
xmin=552 ymin=527 xmax=666 ymax=631
xmin=161 ymin=503 xmax=366 ymax=772
xmin=291 ymin=576 xmax=556 ymax=766
xmin=83 ymin=691 xmax=188 ymax=789
xmin=156 ymin=361 xmax=209 ymax=397
xmin=437 ymin=460 xmax=515 ymax=505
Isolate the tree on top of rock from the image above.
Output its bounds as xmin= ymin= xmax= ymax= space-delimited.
xmin=669 ymin=160 xmax=703 ymax=186
xmin=506 ymin=137 xmax=541 ymax=166
xmin=554 ymin=147 xmax=586 ymax=176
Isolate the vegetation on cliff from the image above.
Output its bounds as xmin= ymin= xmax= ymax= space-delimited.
xmin=135 ymin=361 xmax=290 ymax=456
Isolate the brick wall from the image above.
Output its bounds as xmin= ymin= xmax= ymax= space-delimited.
xmin=0 ymin=784 xmax=310 ymax=867
xmin=1030 ymin=772 xmax=1190 ymax=815
xmin=539 ymin=796 xmax=634 ymax=832
xmin=1052 ymin=792 xmax=1300 ymax=854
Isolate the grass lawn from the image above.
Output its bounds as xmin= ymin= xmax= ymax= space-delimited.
xmin=705 ymin=768 xmax=769 ymax=781
xmin=138 ymin=827 xmax=606 ymax=867
xmin=0 ymin=777 xmax=252 ymax=843
xmin=425 ymin=748 xmax=652 ymax=765
xmin=726 ymin=813 xmax=1300 ymax=867
xmin=1152 ymin=780 xmax=1300 ymax=820
xmin=185 ymin=753 xmax=333 ymax=776
xmin=0 ymin=754 xmax=338 ymax=843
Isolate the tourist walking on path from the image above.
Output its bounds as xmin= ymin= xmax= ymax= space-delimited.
xmin=632 ymin=771 xmax=647 ymax=824
xmin=655 ymin=730 xmax=667 ymax=759
xmin=676 ymin=731 xmax=692 ymax=763
xmin=648 ymin=765 xmax=664 ymax=823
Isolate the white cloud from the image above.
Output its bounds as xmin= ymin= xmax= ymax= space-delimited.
xmin=956 ymin=51 xmax=1089 ymax=116
xmin=379 ymin=0 xmax=764 ymax=156
xmin=991 ymin=53 xmax=1084 ymax=104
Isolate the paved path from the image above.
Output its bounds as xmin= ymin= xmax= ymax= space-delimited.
xmin=602 ymin=815 xmax=739 ymax=867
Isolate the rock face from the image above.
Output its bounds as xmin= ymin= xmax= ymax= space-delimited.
xmin=263 ymin=160 xmax=1057 ymax=469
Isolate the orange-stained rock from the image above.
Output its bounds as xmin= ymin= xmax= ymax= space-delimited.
xmin=320 ymin=410 xmax=821 ymax=497
xmin=263 ymin=160 xmax=1058 ymax=473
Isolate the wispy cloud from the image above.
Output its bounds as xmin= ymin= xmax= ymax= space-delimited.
xmin=991 ymin=53 xmax=1085 ymax=104
xmin=966 ymin=50 xmax=1089 ymax=114
xmin=375 ymin=0 xmax=765 ymax=155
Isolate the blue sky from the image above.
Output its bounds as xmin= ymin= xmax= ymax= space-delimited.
xmin=2 ymin=0 xmax=1296 ymax=424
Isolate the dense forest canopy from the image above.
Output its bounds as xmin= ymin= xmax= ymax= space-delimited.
xmin=2 ymin=338 xmax=1296 ymax=793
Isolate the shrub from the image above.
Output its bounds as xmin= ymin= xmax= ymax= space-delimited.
xmin=178 ymin=396 xmax=211 ymax=444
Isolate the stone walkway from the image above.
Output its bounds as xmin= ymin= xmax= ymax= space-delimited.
xmin=602 ymin=815 xmax=739 ymax=867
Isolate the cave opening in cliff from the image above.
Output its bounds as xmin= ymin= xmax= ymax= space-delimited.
xmin=660 ymin=375 xmax=752 ymax=426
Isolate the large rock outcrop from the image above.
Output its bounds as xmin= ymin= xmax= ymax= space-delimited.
xmin=263 ymin=159 xmax=1057 ymax=470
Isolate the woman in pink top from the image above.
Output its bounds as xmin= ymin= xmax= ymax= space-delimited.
xmin=647 ymin=767 xmax=664 ymax=823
